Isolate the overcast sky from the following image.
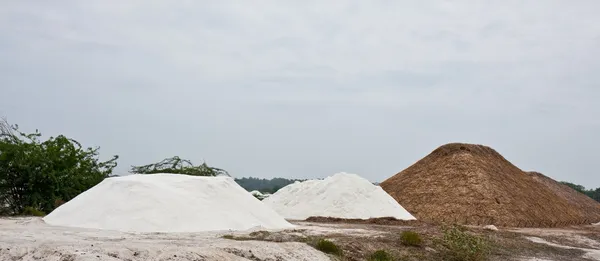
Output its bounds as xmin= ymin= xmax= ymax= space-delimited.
xmin=1 ymin=1 xmax=599 ymax=187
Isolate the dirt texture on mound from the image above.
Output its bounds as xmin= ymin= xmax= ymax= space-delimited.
xmin=528 ymin=171 xmax=600 ymax=219
xmin=381 ymin=143 xmax=600 ymax=228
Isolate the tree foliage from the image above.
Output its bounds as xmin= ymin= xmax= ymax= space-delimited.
xmin=0 ymin=118 xmax=118 ymax=215
xmin=130 ymin=156 xmax=229 ymax=176
xmin=235 ymin=177 xmax=304 ymax=193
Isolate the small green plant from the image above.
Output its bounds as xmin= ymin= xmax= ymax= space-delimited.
xmin=400 ymin=231 xmax=423 ymax=247
xmin=439 ymin=225 xmax=489 ymax=261
xmin=368 ymin=250 xmax=392 ymax=261
xmin=315 ymin=239 xmax=342 ymax=256
xmin=248 ymin=230 xmax=271 ymax=238
xmin=22 ymin=207 xmax=46 ymax=217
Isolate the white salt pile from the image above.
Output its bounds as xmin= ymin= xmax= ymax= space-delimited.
xmin=43 ymin=174 xmax=293 ymax=233
xmin=250 ymin=190 xmax=270 ymax=200
xmin=263 ymin=172 xmax=416 ymax=220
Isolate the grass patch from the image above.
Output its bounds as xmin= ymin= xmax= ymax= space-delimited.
xmin=400 ymin=231 xmax=423 ymax=247
xmin=248 ymin=230 xmax=271 ymax=238
xmin=314 ymin=239 xmax=342 ymax=256
xmin=368 ymin=250 xmax=393 ymax=261
xmin=221 ymin=234 xmax=262 ymax=241
xmin=438 ymin=225 xmax=489 ymax=261
xmin=222 ymin=231 xmax=273 ymax=241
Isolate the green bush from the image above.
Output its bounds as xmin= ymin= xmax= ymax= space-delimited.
xmin=400 ymin=231 xmax=423 ymax=247
xmin=22 ymin=207 xmax=46 ymax=217
xmin=368 ymin=250 xmax=392 ymax=261
xmin=439 ymin=226 xmax=489 ymax=261
xmin=315 ymin=239 xmax=342 ymax=256
xmin=0 ymin=118 xmax=118 ymax=215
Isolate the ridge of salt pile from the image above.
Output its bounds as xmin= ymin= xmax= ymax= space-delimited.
xmin=263 ymin=172 xmax=416 ymax=220
xmin=43 ymin=174 xmax=293 ymax=232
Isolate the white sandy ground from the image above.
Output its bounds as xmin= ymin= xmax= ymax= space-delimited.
xmin=0 ymin=217 xmax=328 ymax=261
xmin=3 ymin=217 xmax=598 ymax=261
xmin=264 ymin=172 xmax=416 ymax=220
xmin=527 ymin=236 xmax=600 ymax=261
xmin=290 ymin=221 xmax=387 ymax=237
xmin=44 ymin=174 xmax=293 ymax=233
xmin=513 ymin=228 xmax=600 ymax=250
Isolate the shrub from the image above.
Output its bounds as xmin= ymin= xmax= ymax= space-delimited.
xmin=400 ymin=231 xmax=423 ymax=246
xmin=0 ymin=118 xmax=118 ymax=215
xmin=315 ymin=239 xmax=342 ymax=256
xmin=439 ymin=226 xmax=489 ymax=261
xmin=54 ymin=199 xmax=66 ymax=208
xmin=130 ymin=156 xmax=228 ymax=176
xmin=22 ymin=207 xmax=46 ymax=217
xmin=368 ymin=250 xmax=392 ymax=261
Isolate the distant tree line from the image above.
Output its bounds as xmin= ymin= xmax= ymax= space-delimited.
xmin=235 ymin=177 xmax=304 ymax=194
xmin=561 ymin=182 xmax=600 ymax=202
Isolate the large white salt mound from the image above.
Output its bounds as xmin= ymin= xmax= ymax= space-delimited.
xmin=43 ymin=174 xmax=294 ymax=233
xmin=263 ymin=172 xmax=416 ymax=220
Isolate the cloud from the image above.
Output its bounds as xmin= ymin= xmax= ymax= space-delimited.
xmin=1 ymin=0 xmax=600 ymax=186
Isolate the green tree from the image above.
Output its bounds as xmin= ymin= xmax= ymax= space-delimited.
xmin=0 ymin=118 xmax=118 ymax=215
xmin=561 ymin=182 xmax=586 ymax=194
xmin=593 ymin=188 xmax=600 ymax=202
xmin=130 ymin=156 xmax=228 ymax=176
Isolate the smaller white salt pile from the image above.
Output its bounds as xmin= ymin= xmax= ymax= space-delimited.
xmin=263 ymin=172 xmax=416 ymax=220
xmin=43 ymin=174 xmax=293 ymax=232
xmin=250 ymin=190 xmax=271 ymax=200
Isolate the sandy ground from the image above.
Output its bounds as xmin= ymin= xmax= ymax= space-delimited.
xmin=508 ymin=226 xmax=600 ymax=261
xmin=2 ymin=217 xmax=600 ymax=261
xmin=526 ymin=237 xmax=600 ymax=260
xmin=0 ymin=218 xmax=329 ymax=261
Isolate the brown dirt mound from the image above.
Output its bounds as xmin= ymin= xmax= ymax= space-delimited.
xmin=380 ymin=143 xmax=600 ymax=228
xmin=528 ymin=171 xmax=600 ymax=219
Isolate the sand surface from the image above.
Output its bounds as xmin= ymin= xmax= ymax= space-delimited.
xmin=527 ymin=236 xmax=600 ymax=261
xmin=0 ymin=218 xmax=327 ymax=261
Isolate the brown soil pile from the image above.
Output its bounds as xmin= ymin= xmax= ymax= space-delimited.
xmin=528 ymin=171 xmax=600 ymax=220
xmin=380 ymin=143 xmax=600 ymax=227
